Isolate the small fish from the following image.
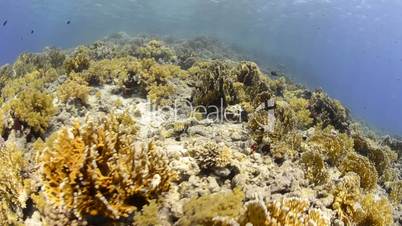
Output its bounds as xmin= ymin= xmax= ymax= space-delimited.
xmin=31 ymin=30 xmax=34 ymax=34
xmin=2 ymin=20 xmax=7 ymax=26
xmin=66 ymin=20 xmax=71 ymax=24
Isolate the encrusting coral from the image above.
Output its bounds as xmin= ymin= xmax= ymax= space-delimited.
xmin=177 ymin=188 xmax=245 ymax=226
xmin=38 ymin=112 xmax=176 ymax=221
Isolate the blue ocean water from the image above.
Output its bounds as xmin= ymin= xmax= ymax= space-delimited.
xmin=1 ymin=0 xmax=402 ymax=135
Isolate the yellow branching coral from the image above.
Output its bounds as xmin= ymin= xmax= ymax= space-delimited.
xmin=190 ymin=142 xmax=232 ymax=171
xmin=84 ymin=56 xmax=139 ymax=85
xmin=389 ymin=180 xmax=402 ymax=204
xmin=265 ymin=198 xmax=329 ymax=226
xmin=241 ymin=198 xmax=329 ymax=226
xmin=137 ymin=40 xmax=177 ymax=63
xmin=306 ymin=127 xmax=354 ymax=165
xmin=241 ymin=200 xmax=269 ymax=226
xmin=13 ymin=53 xmax=45 ymax=76
xmin=0 ymin=141 xmax=30 ymax=225
xmin=270 ymin=131 xmax=302 ymax=161
xmin=353 ymin=135 xmax=398 ymax=180
xmin=332 ymin=172 xmax=364 ymax=225
xmin=39 ymin=113 xmax=175 ymax=220
xmin=85 ymin=57 xmax=186 ymax=105
xmin=248 ymin=100 xmax=297 ymax=151
xmin=358 ymin=194 xmax=393 ymax=226
xmin=133 ymin=61 xmax=187 ymax=105
xmin=301 ymin=150 xmax=329 ymax=185
xmin=1 ymin=68 xmax=58 ymax=101
xmin=64 ymin=46 xmax=91 ymax=73
xmin=3 ymin=88 xmax=55 ymax=135
xmin=177 ymin=188 xmax=245 ymax=226
xmin=338 ymin=152 xmax=378 ymax=191
xmin=57 ymin=73 xmax=90 ymax=104
xmin=285 ymin=92 xmax=313 ymax=129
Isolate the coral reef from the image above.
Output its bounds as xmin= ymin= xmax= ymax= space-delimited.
xmin=0 ymin=34 xmax=399 ymax=225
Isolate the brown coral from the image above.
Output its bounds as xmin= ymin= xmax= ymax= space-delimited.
xmin=308 ymin=90 xmax=350 ymax=132
xmin=190 ymin=142 xmax=232 ymax=171
xmin=39 ymin=113 xmax=175 ymax=220
xmin=190 ymin=60 xmax=269 ymax=113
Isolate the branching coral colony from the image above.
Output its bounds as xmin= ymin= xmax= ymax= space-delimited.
xmin=0 ymin=35 xmax=400 ymax=225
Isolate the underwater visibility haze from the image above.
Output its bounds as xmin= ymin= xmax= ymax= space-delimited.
xmin=1 ymin=0 xmax=402 ymax=135
xmin=0 ymin=0 xmax=402 ymax=225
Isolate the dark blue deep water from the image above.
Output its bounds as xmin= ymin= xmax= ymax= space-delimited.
xmin=1 ymin=0 xmax=402 ymax=135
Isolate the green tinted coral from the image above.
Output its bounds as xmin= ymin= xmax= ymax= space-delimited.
xmin=177 ymin=188 xmax=245 ymax=226
xmin=64 ymin=46 xmax=91 ymax=73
